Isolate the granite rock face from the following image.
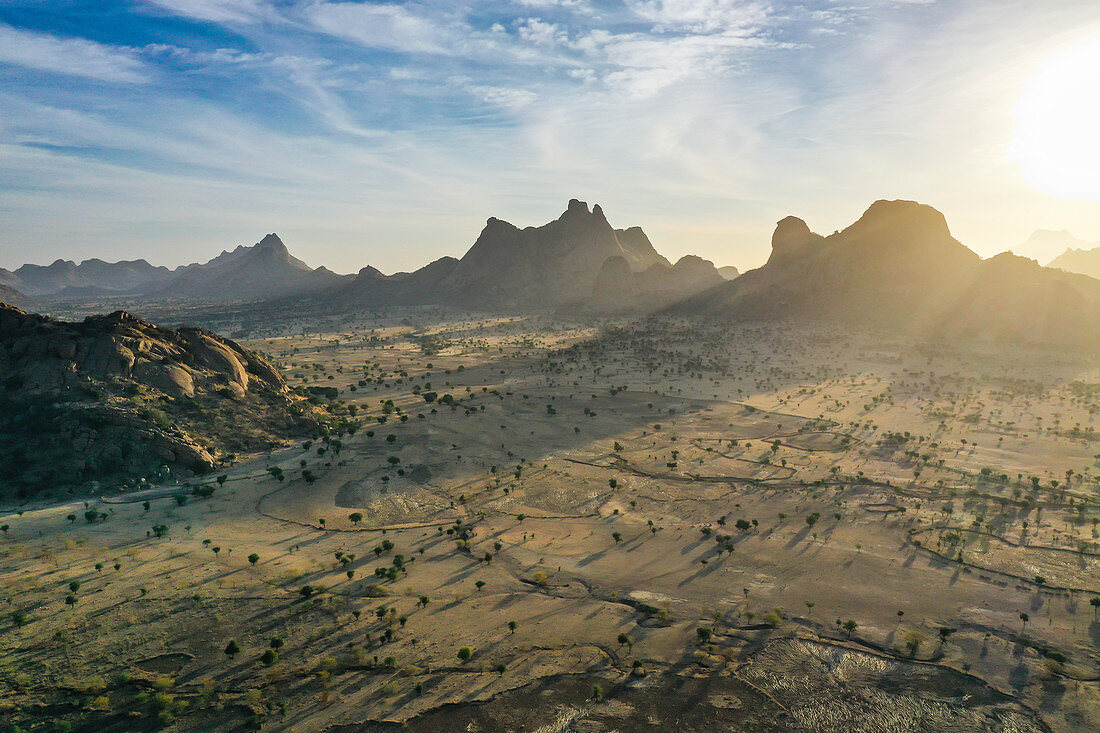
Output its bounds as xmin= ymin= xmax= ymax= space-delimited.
xmin=0 ymin=305 xmax=317 ymax=497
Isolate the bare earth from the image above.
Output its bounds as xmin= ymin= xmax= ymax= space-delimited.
xmin=3 ymin=314 xmax=1099 ymax=732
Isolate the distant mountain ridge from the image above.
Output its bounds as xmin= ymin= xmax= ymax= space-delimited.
xmin=1011 ymin=230 xmax=1097 ymax=263
xmin=665 ymin=200 xmax=1100 ymax=347
xmin=2 ymin=234 xmax=349 ymax=302
xmin=0 ymin=258 xmax=173 ymax=296
xmin=1045 ymin=233 xmax=1100 ymax=281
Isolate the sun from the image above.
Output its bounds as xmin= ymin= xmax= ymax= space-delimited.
xmin=1010 ymin=34 xmax=1100 ymax=201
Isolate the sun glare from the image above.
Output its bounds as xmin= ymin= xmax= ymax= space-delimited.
xmin=1010 ymin=33 xmax=1100 ymax=201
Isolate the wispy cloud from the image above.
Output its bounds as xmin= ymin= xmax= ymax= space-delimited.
xmin=0 ymin=24 xmax=149 ymax=83
xmin=302 ymin=2 xmax=456 ymax=55
xmin=625 ymin=0 xmax=769 ymax=33
xmin=142 ymin=0 xmax=270 ymax=24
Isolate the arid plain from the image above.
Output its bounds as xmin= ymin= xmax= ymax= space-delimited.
xmin=3 ymin=312 xmax=1099 ymax=732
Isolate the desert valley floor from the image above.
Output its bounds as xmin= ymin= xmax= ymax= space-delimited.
xmin=3 ymin=312 xmax=1100 ymax=732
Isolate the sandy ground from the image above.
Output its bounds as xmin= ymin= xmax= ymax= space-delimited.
xmin=2 ymin=315 xmax=1099 ymax=732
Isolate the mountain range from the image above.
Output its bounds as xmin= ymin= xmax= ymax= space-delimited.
xmin=0 ymin=258 xmax=172 ymax=296
xmin=6 ymin=199 xmax=1100 ymax=345
xmin=667 ymin=200 xmax=1100 ymax=346
xmin=2 ymin=204 xmax=722 ymax=311
xmin=0 ymin=234 xmax=346 ymax=301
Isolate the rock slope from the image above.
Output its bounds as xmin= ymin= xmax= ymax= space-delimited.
xmin=0 ymin=283 xmax=34 ymax=309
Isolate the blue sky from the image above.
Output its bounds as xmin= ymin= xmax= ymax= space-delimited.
xmin=1 ymin=0 xmax=1099 ymax=273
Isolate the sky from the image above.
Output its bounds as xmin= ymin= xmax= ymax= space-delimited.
xmin=1 ymin=0 xmax=1099 ymax=274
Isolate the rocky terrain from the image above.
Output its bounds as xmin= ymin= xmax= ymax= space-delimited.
xmin=669 ymin=200 xmax=1100 ymax=346
xmin=0 ymin=305 xmax=344 ymax=498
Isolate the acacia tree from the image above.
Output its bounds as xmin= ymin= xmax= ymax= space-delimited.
xmin=903 ymin=630 xmax=924 ymax=656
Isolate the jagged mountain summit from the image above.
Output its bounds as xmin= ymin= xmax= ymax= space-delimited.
xmin=0 ymin=304 xmax=337 ymax=496
xmin=441 ymin=199 xmax=670 ymax=309
xmin=326 ymin=199 xmax=719 ymax=313
xmin=153 ymin=233 xmax=349 ymax=301
xmin=666 ymin=200 xmax=1100 ymax=346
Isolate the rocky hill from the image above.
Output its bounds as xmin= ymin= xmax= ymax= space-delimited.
xmin=0 ymin=305 xmax=345 ymax=498
xmin=154 ymin=233 xmax=349 ymax=301
xmin=666 ymin=200 xmax=1100 ymax=347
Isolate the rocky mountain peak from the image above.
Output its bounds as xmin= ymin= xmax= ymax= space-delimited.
xmin=565 ymin=198 xmax=590 ymax=217
xmin=256 ymin=233 xmax=287 ymax=251
xmin=846 ymin=199 xmax=954 ymax=248
xmin=768 ymin=216 xmax=823 ymax=265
